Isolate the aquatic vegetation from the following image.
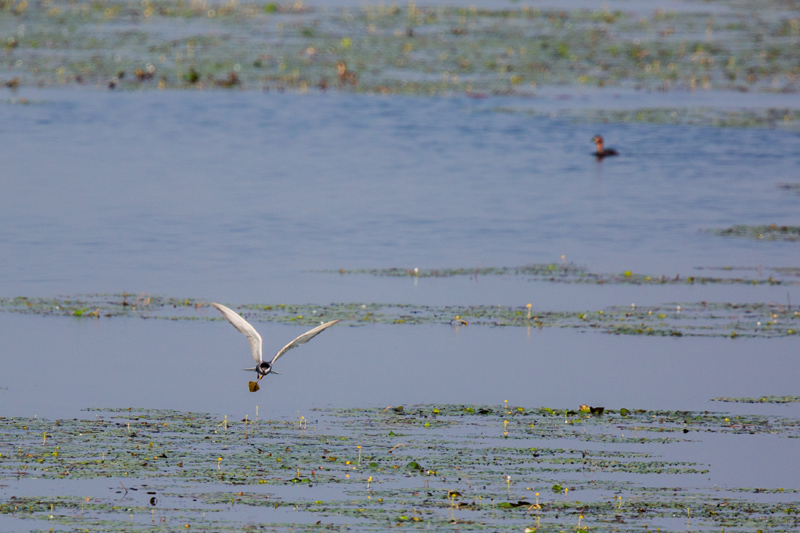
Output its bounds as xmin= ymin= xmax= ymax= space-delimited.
xmin=712 ymin=395 xmax=800 ymax=404
xmin=1 ymin=285 xmax=798 ymax=338
xmin=1 ymin=404 xmax=799 ymax=531
xmin=1 ymin=260 xmax=798 ymax=344
xmin=708 ymin=224 xmax=800 ymax=242
xmin=329 ymin=262 xmax=799 ymax=285
xmin=1 ymin=0 xmax=798 ymax=129
xmin=0 ymin=0 xmax=798 ymax=104
xmin=511 ymin=106 xmax=800 ymax=131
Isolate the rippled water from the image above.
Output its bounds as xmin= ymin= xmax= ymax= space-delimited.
xmin=2 ymin=89 xmax=799 ymax=304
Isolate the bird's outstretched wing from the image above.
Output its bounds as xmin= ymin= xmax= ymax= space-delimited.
xmin=271 ymin=319 xmax=340 ymax=365
xmin=211 ymin=302 xmax=263 ymax=364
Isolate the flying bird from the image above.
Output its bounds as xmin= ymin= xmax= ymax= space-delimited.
xmin=211 ymin=302 xmax=340 ymax=390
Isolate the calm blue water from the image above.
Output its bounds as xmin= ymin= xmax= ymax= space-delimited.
xmin=1 ymin=89 xmax=799 ymax=304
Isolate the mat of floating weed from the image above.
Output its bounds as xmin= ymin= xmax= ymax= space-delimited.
xmin=2 ymin=0 xmax=800 ymax=131
xmin=1 ymin=404 xmax=799 ymax=531
xmin=706 ymin=224 xmax=800 ymax=242
xmin=2 ymin=261 xmax=799 ymax=338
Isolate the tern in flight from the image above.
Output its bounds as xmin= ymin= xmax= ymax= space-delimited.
xmin=211 ymin=302 xmax=340 ymax=390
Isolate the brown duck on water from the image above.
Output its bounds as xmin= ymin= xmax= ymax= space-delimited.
xmin=592 ymin=135 xmax=619 ymax=159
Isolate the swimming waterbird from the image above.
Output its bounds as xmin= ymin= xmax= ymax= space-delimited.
xmin=211 ymin=302 xmax=340 ymax=388
xmin=592 ymin=135 xmax=619 ymax=158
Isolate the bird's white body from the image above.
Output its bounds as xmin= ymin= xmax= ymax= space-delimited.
xmin=211 ymin=302 xmax=340 ymax=382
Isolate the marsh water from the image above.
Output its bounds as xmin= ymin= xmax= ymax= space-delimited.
xmin=1 ymin=87 xmax=798 ymax=408
xmin=3 ymin=88 xmax=799 ymax=293
xmin=1 ymin=3 xmax=800 ymax=528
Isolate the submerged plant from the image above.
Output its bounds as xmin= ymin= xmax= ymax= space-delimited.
xmin=1 ymin=403 xmax=799 ymax=530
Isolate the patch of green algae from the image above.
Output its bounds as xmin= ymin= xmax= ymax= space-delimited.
xmin=712 ymin=395 xmax=800 ymax=404
xmin=1 ymin=404 xmax=799 ymax=531
xmin=2 ymin=283 xmax=799 ymax=338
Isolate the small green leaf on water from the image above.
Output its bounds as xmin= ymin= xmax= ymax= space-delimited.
xmin=184 ymin=68 xmax=200 ymax=84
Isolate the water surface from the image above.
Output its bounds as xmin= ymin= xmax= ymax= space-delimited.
xmin=1 ymin=72 xmax=799 ymax=533
xmin=2 ymin=89 xmax=798 ymax=303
